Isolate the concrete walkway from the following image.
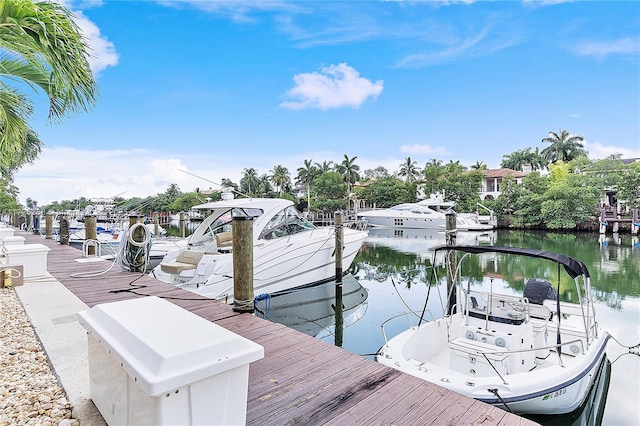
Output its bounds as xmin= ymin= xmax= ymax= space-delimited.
xmin=14 ymin=272 xmax=106 ymax=425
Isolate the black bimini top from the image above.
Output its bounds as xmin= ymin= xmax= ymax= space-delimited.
xmin=433 ymin=245 xmax=590 ymax=279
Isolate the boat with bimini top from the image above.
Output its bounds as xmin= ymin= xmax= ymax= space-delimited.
xmin=377 ymin=245 xmax=610 ymax=415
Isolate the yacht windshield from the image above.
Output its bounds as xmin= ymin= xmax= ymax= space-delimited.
xmin=190 ymin=207 xmax=263 ymax=245
xmin=259 ymin=206 xmax=315 ymax=240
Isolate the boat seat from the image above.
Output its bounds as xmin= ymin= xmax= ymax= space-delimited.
xmin=160 ymin=250 xmax=204 ymax=274
xmin=215 ymin=231 xmax=233 ymax=248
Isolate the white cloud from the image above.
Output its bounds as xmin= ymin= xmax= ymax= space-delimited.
xmin=584 ymin=141 xmax=640 ymax=161
xmin=58 ymin=1 xmax=118 ymax=76
xmin=13 ymin=148 xmax=213 ymax=205
xmin=280 ymin=63 xmax=383 ymax=110
xmin=72 ymin=12 xmax=119 ymax=76
xmin=572 ymin=37 xmax=640 ymax=60
xmin=396 ymin=19 xmax=521 ymax=68
xmin=400 ymin=143 xmax=452 ymax=156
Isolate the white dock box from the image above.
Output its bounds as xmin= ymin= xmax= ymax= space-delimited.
xmin=2 ymin=235 xmax=26 ymax=247
xmin=78 ymin=296 xmax=264 ymax=426
xmin=0 ymin=227 xmax=15 ymax=238
xmin=2 ymin=243 xmax=50 ymax=278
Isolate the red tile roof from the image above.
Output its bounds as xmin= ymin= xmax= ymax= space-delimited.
xmin=483 ymin=168 xmax=528 ymax=178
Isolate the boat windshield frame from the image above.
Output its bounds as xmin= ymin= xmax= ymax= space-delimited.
xmin=391 ymin=204 xmax=441 ymax=215
xmin=258 ymin=206 xmax=316 ymax=240
xmin=188 ymin=207 xmax=263 ymax=245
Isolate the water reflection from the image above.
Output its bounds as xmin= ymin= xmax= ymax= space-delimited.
xmin=254 ymin=274 xmax=369 ymax=339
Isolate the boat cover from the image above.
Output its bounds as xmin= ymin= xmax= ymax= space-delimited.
xmin=433 ymin=245 xmax=590 ymax=279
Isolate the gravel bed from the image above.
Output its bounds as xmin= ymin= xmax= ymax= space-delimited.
xmin=0 ymin=287 xmax=78 ymax=426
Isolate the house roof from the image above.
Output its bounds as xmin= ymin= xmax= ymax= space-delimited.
xmin=621 ymin=158 xmax=640 ymax=165
xmin=482 ymin=168 xmax=528 ymax=178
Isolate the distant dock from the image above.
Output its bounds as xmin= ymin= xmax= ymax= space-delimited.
xmin=18 ymin=231 xmax=537 ymax=425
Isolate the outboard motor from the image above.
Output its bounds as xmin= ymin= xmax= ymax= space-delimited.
xmin=524 ymin=278 xmax=556 ymax=305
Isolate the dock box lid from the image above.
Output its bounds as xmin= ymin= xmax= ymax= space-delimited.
xmin=3 ymin=243 xmax=50 ymax=253
xmin=2 ymin=236 xmax=26 ymax=243
xmin=78 ymin=296 xmax=264 ymax=396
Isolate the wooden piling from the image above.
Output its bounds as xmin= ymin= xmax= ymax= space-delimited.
xmin=59 ymin=215 xmax=69 ymax=245
xmin=179 ymin=212 xmax=186 ymax=238
xmin=32 ymin=214 xmax=40 ymax=234
xmin=334 ymin=211 xmax=343 ymax=282
xmin=45 ymin=214 xmax=53 ymax=240
xmin=445 ymin=209 xmax=457 ymax=314
xmin=85 ymin=215 xmax=97 ymax=256
xmin=233 ymin=216 xmax=254 ymax=313
xmin=153 ymin=212 xmax=159 ymax=236
xmin=334 ymin=211 xmax=344 ymax=347
xmin=599 ymin=208 xmax=607 ymax=234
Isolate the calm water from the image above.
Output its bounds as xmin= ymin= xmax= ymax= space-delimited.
xmin=166 ymin=221 xmax=639 ymax=424
xmin=252 ymin=228 xmax=640 ymax=425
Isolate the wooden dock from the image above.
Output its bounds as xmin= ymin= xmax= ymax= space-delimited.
xmin=20 ymin=231 xmax=537 ymax=425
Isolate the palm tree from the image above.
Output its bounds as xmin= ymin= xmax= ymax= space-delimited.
xmin=296 ymin=159 xmax=319 ymax=210
xmin=470 ymin=161 xmax=487 ymax=171
xmin=314 ymin=160 xmax=334 ymax=173
xmin=501 ymin=149 xmax=529 ymax=171
xmin=502 ymin=147 xmax=549 ymax=171
xmin=398 ymin=156 xmax=420 ymax=183
xmin=335 ymin=154 xmax=361 ymax=203
xmin=240 ymin=167 xmax=259 ymax=195
xmin=0 ymin=0 xmax=98 ymax=176
xmin=256 ymin=174 xmax=273 ymax=196
xmin=541 ymin=130 xmax=588 ymax=164
xmin=269 ymin=164 xmax=291 ymax=196
xmin=1 ymin=129 xmax=41 ymax=178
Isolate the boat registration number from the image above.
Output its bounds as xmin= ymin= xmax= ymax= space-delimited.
xmin=542 ymin=388 xmax=566 ymax=400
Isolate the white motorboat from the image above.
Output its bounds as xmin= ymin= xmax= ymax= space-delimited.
xmin=377 ymin=245 xmax=610 ymax=415
xmin=151 ymin=197 xmax=368 ymax=302
xmin=357 ymin=203 xmax=447 ymax=229
xmin=417 ymin=192 xmax=495 ymax=231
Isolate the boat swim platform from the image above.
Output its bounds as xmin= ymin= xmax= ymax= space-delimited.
xmin=16 ymin=230 xmax=537 ymax=426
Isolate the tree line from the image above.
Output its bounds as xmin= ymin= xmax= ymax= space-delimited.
xmin=15 ymin=150 xmax=637 ymax=232
xmin=1 ymin=1 xmax=638 ymax=232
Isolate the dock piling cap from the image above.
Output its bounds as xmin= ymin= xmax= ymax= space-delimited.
xmin=78 ymin=296 xmax=264 ymax=396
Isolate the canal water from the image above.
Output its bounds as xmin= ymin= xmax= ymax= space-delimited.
xmin=165 ymin=220 xmax=638 ymax=425
xmin=253 ymin=228 xmax=640 ymax=425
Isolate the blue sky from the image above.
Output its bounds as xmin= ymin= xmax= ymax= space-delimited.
xmin=14 ymin=0 xmax=640 ymax=205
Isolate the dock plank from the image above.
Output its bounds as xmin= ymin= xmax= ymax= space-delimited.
xmin=18 ymin=231 xmax=538 ymax=426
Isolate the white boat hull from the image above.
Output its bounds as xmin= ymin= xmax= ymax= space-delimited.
xmin=153 ymin=227 xmax=367 ymax=301
xmin=378 ymin=312 xmax=610 ymax=415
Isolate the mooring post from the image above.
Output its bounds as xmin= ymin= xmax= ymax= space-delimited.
xmin=179 ymin=212 xmax=186 ymax=238
xmin=632 ymin=209 xmax=639 ymax=236
xmin=32 ymin=214 xmax=40 ymax=234
xmin=59 ymin=215 xmax=70 ymax=245
xmin=599 ymin=208 xmax=607 ymax=234
xmin=45 ymin=213 xmax=53 ymax=240
xmin=233 ymin=216 xmax=254 ymax=313
xmin=445 ymin=208 xmax=457 ymax=315
xmin=85 ymin=215 xmax=98 ymax=256
xmin=334 ymin=211 xmax=344 ymax=347
xmin=154 ymin=212 xmax=159 ymax=236
xmin=334 ymin=211 xmax=344 ymax=282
